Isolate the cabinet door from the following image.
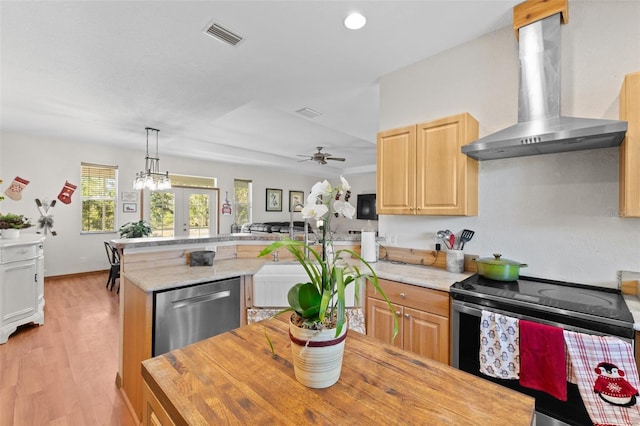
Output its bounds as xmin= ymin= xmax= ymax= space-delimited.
xmin=403 ymin=307 xmax=449 ymax=365
xmin=37 ymin=254 xmax=44 ymax=308
xmin=416 ymin=113 xmax=478 ymax=216
xmin=142 ymin=381 xmax=176 ymax=426
xmin=377 ymin=125 xmax=416 ymax=215
xmin=367 ymin=297 xmax=402 ymax=349
xmin=619 ymin=72 xmax=640 ymax=217
xmin=1 ymin=260 xmax=37 ymax=324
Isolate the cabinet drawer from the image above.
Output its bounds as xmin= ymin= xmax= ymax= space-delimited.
xmin=368 ymin=278 xmax=449 ymax=317
xmin=1 ymin=244 xmax=37 ymax=263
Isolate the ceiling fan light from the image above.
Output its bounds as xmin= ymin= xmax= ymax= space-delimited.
xmin=344 ymin=12 xmax=366 ymax=30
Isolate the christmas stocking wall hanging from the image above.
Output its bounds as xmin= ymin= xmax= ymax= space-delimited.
xmin=5 ymin=176 xmax=30 ymax=201
xmin=57 ymin=181 xmax=77 ymax=204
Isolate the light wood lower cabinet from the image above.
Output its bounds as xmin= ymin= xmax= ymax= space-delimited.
xmin=142 ymin=381 xmax=176 ymax=426
xmin=366 ymin=278 xmax=450 ymax=364
xmin=121 ymin=275 xmax=250 ymax=424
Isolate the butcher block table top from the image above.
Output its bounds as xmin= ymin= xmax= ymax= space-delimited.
xmin=141 ymin=318 xmax=535 ymax=425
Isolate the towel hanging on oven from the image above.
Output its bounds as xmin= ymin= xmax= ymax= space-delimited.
xmin=519 ymin=320 xmax=567 ymax=401
xmin=564 ymin=330 xmax=640 ymax=426
xmin=479 ymin=310 xmax=519 ymax=380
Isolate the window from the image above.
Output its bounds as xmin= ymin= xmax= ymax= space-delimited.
xmin=234 ymin=179 xmax=252 ymax=226
xmin=81 ymin=162 xmax=118 ymax=233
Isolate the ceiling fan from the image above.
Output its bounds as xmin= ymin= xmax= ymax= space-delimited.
xmin=297 ymin=146 xmax=346 ymax=164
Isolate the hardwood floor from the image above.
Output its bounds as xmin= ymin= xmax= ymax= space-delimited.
xmin=0 ymin=273 xmax=135 ymax=426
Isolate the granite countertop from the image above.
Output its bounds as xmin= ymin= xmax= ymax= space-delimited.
xmin=123 ymin=256 xmax=640 ymax=332
xmin=123 ymin=258 xmax=266 ymax=292
xmin=373 ymin=261 xmax=472 ymax=292
xmin=111 ymin=232 xmax=363 ymax=250
xmin=124 ymin=258 xmax=468 ymax=294
xmin=623 ymin=295 xmax=640 ymax=332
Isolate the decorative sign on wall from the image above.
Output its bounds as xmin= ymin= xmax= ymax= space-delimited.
xmin=35 ymin=198 xmax=57 ymax=236
xmin=123 ymin=203 xmax=137 ymax=213
xmin=121 ymin=192 xmax=138 ymax=202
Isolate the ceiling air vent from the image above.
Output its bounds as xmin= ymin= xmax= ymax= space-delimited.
xmin=296 ymin=107 xmax=322 ymax=119
xmin=202 ymin=20 xmax=244 ymax=46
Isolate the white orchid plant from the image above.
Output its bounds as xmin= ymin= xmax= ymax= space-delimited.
xmin=259 ymin=176 xmax=397 ymax=340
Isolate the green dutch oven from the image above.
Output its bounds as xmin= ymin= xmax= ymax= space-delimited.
xmin=474 ymin=253 xmax=528 ymax=282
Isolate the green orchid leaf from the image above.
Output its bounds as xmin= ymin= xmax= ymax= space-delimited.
xmin=334 ymin=267 xmax=346 ymax=337
xmin=288 ymin=282 xmax=321 ymax=318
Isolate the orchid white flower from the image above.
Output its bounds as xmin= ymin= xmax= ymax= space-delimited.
xmin=333 ymin=200 xmax=355 ymax=219
xmin=339 ymin=175 xmax=351 ymax=192
xmin=301 ymin=203 xmax=328 ymax=221
xmin=310 ymin=179 xmax=333 ymax=199
xmin=301 ymin=175 xmax=355 ymax=223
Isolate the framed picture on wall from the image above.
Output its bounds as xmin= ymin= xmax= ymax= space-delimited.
xmin=289 ymin=191 xmax=304 ymax=212
xmin=123 ymin=202 xmax=137 ymax=213
xmin=121 ymin=191 xmax=138 ymax=202
xmin=266 ymin=188 xmax=282 ymax=211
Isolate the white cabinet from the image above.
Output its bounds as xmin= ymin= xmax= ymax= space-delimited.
xmin=0 ymin=235 xmax=45 ymax=343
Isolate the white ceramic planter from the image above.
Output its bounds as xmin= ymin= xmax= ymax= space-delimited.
xmin=1 ymin=229 xmax=20 ymax=239
xmin=289 ymin=318 xmax=347 ymax=388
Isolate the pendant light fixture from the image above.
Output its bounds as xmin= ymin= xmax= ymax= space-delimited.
xmin=132 ymin=127 xmax=172 ymax=191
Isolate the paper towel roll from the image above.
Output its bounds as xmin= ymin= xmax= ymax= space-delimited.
xmin=361 ymin=231 xmax=377 ymax=262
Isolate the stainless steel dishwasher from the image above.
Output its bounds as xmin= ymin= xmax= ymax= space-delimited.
xmin=153 ymin=277 xmax=240 ymax=356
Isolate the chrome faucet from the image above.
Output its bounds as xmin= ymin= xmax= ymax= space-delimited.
xmin=290 ymin=203 xmax=310 ymax=257
xmin=289 ymin=203 xmax=305 ymax=239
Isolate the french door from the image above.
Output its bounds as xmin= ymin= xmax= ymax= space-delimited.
xmin=144 ymin=187 xmax=218 ymax=237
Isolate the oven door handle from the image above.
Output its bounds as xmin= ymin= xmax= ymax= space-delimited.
xmin=451 ymin=301 xmax=483 ymax=317
xmin=451 ymin=300 xmax=633 ymax=341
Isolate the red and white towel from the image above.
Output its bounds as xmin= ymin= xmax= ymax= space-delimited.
xmin=479 ymin=310 xmax=519 ymax=379
xmin=564 ymin=330 xmax=640 ymax=426
xmin=519 ymin=320 xmax=567 ymax=401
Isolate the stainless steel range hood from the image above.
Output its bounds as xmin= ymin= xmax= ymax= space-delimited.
xmin=462 ymin=13 xmax=627 ymax=161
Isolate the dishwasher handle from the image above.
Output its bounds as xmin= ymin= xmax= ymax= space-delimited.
xmin=172 ymin=290 xmax=231 ymax=309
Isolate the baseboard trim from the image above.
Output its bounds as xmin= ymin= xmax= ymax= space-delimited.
xmin=45 ymin=270 xmax=109 ymax=281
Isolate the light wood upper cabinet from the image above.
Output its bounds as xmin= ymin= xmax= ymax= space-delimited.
xmin=377 ymin=112 xmax=479 ymax=216
xmin=619 ymin=71 xmax=640 ymax=217
xmin=376 ymin=125 xmax=416 ymax=215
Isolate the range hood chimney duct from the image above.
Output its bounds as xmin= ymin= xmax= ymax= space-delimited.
xmin=461 ymin=1 xmax=627 ymax=161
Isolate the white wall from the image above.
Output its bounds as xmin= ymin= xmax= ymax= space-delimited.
xmin=378 ymin=0 xmax=640 ymax=287
xmin=0 ymin=132 xmax=371 ymax=277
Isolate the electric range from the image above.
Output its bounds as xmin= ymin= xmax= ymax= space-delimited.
xmin=450 ymin=274 xmax=634 ymax=338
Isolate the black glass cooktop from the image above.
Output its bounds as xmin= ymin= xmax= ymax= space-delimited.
xmin=451 ymin=274 xmax=634 ymax=324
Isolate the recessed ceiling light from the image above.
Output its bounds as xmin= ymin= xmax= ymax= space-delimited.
xmin=344 ymin=12 xmax=366 ymax=30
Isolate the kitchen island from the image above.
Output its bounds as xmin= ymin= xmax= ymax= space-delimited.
xmin=141 ymin=316 xmax=535 ymax=425
xmin=115 ymin=235 xmax=473 ymax=424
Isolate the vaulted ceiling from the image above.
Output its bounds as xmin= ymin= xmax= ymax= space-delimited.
xmin=1 ymin=1 xmax=519 ymax=176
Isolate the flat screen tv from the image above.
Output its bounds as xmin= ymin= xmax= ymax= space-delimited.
xmin=357 ymin=194 xmax=378 ymax=220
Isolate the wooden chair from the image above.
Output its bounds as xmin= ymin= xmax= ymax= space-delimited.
xmin=104 ymin=242 xmax=120 ymax=292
